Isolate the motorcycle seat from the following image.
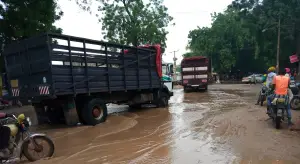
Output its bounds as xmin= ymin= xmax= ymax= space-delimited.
xmin=0 ymin=113 xmax=6 ymax=118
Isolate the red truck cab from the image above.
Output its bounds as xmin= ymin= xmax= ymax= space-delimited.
xmin=181 ymin=56 xmax=211 ymax=91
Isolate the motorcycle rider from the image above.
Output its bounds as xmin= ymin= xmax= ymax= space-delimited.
xmin=255 ymin=74 xmax=267 ymax=105
xmin=267 ymin=68 xmax=294 ymax=127
xmin=266 ymin=66 xmax=276 ymax=88
xmin=285 ymin=68 xmax=294 ymax=103
xmin=255 ymin=68 xmax=275 ymax=105
xmin=264 ymin=66 xmax=277 ymax=107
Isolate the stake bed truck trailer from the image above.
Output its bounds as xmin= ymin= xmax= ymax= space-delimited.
xmin=3 ymin=33 xmax=173 ymax=125
xmin=181 ymin=56 xmax=211 ymax=92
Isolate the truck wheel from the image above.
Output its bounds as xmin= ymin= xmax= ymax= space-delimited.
xmin=157 ymin=92 xmax=169 ymax=108
xmin=204 ymin=86 xmax=208 ymax=91
xmin=33 ymin=104 xmax=47 ymax=125
xmin=46 ymin=107 xmax=65 ymax=124
xmin=183 ymin=86 xmax=188 ymax=93
xmin=81 ymin=99 xmax=107 ymax=126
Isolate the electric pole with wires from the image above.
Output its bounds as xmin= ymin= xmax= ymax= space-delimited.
xmin=170 ymin=50 xmax=179 ymax=81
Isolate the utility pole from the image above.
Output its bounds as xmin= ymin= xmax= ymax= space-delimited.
xmin=276 ymin=18 xmax=281 ymax=74
xmin=170 ymin=50 xmax=179 ymax=81
xmin=261 ymin=17 xmax=281 ymax=74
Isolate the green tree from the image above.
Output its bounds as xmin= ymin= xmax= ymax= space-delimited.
xmin=186 ymin=0 xmax=300 ymax=74
xmin=182 ymin=52 xmax=200 ymax=58
xmin=231 ymin=0 xmax=300 ymax=69
xmin=0 ymin=0 xmax=63 ymax=44
xmin=0 ymin=0 xmax=63 ymax=71
xmin=75 ymin=0 xmax=173 ymax=49
xmin=187 ymin=9 xmax=256 ymax=73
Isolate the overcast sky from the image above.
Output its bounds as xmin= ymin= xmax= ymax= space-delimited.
xmin=55 ymin=0 xmax=233 ymax=64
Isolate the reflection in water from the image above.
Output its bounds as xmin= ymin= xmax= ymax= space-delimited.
xmin=168 ymin=89 xmax=238 ymax=164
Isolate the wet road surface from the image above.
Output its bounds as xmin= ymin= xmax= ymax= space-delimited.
xmin=14 ymin=84 xmax=300 ymax=163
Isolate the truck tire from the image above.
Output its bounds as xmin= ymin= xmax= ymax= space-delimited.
xmin=33 ymin=104 xmax=47 ymax=125
xmin=183 ymin=86 xmax=188 ymax=93
xmin=157 ymin=92 xmax=169 ymax=108
xmin=204 ymin=85 xmax=208 ymax=91
xmin=81 ymin=99 xmax=107 ymax=126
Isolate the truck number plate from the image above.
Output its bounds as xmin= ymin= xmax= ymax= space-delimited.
xmin=202 ymin=79 xmax=207 ymax=82
xmin=183 ymin=80 xmax=188 ymax=84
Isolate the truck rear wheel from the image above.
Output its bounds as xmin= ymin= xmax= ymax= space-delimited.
xmin=183 ymin=86 xmax=188 ymax=93
xmin=204 ymin=85 xmax=208 ymax=91
xmin=33 ymin=104 xmax=47 ymax=125
xmin=81 ymin=99 xmax=107 ymax=126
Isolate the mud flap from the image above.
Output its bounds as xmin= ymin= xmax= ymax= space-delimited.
xmin=63 ymin=98 xmax=80 ymax=125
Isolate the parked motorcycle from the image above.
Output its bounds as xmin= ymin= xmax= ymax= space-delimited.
xmin=257 ymin=84 xmax=269 ymax=106
xmin=290 ymin=81 xmax=300 ymax=110
xmin=0 ymin=113 xmax=54 ymax=162
xmin=0 ymin=99 xmax=22 ymax=110
xmin=267 ymin=97 xmax=288 ymax=129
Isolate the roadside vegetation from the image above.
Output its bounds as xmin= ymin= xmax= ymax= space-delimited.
xmin=186 ymin=0 xmax=300 ymax=73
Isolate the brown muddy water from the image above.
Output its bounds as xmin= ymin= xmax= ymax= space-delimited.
xmin=16 ymin=84 xmax=300 ymax=164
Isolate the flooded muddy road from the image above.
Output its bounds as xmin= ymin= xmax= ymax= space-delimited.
xmin=20 ymin=84 xmax=300 ymax=163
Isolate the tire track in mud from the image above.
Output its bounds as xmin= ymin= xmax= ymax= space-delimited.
xmin=32 ymin=113 xmax=171 ymax=164
xmin=105 ymin=89 xmax=243 ymax=163
xmin=60 ymin=121 xmax=172 ymax=162
xmin=128 ymin=88 xmax=245 ymax=164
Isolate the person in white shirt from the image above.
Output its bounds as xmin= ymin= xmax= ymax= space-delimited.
xmin=266 ymin=67 xmax=276 ymax=88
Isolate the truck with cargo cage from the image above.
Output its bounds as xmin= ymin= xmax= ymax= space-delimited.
xmin=3 ymin=33 xmax=173 ymax=126
xmin=181 ymin=56 xmax=211 ymax=92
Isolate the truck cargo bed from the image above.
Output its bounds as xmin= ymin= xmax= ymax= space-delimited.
xmin=4 ymin=33 xmax=162 ymax=98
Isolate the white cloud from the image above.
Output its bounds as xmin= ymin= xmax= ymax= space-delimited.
xmin=55 ymin=0 xmax=233 ymax=64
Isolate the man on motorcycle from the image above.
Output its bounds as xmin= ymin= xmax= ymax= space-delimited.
xmin=255 ymin=68 xmax=274 ymax=105
xmin=267 ymin=68 xmax=294 ymax=127
xmin=285 ymin=68 xmax=291 ymax=77
xmin=285 ymin=68 xmax=294 ymax=103
xmin=266 ymin=66 xmax=276 ymax=88
xmin=264 ymin=66 xmax=277 ymax=107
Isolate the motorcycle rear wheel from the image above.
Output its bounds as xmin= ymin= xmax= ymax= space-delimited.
xmin=275 ymin=116 xmax=281 ymax=129
xmin=22 ymin=136 xmax=55 ymax=162
xmin=260 ymin=95 xmax=265 ymax=106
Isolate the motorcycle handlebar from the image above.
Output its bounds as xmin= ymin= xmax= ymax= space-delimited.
xmin=6 ymin=114 xmax=16 ymax=119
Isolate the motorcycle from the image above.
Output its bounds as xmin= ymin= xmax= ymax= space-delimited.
xmin=0 ymin=99 xmax=22 ymax=110
xmin=0 ymin=113 xmax=54 ymax=163
xmin=267 ymin=97 xmax=288 ymax=129
xmin=290 ymin=82 xmax=300 ymax=110
xmin=257 ymin=84 xmax=269 ymax=106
